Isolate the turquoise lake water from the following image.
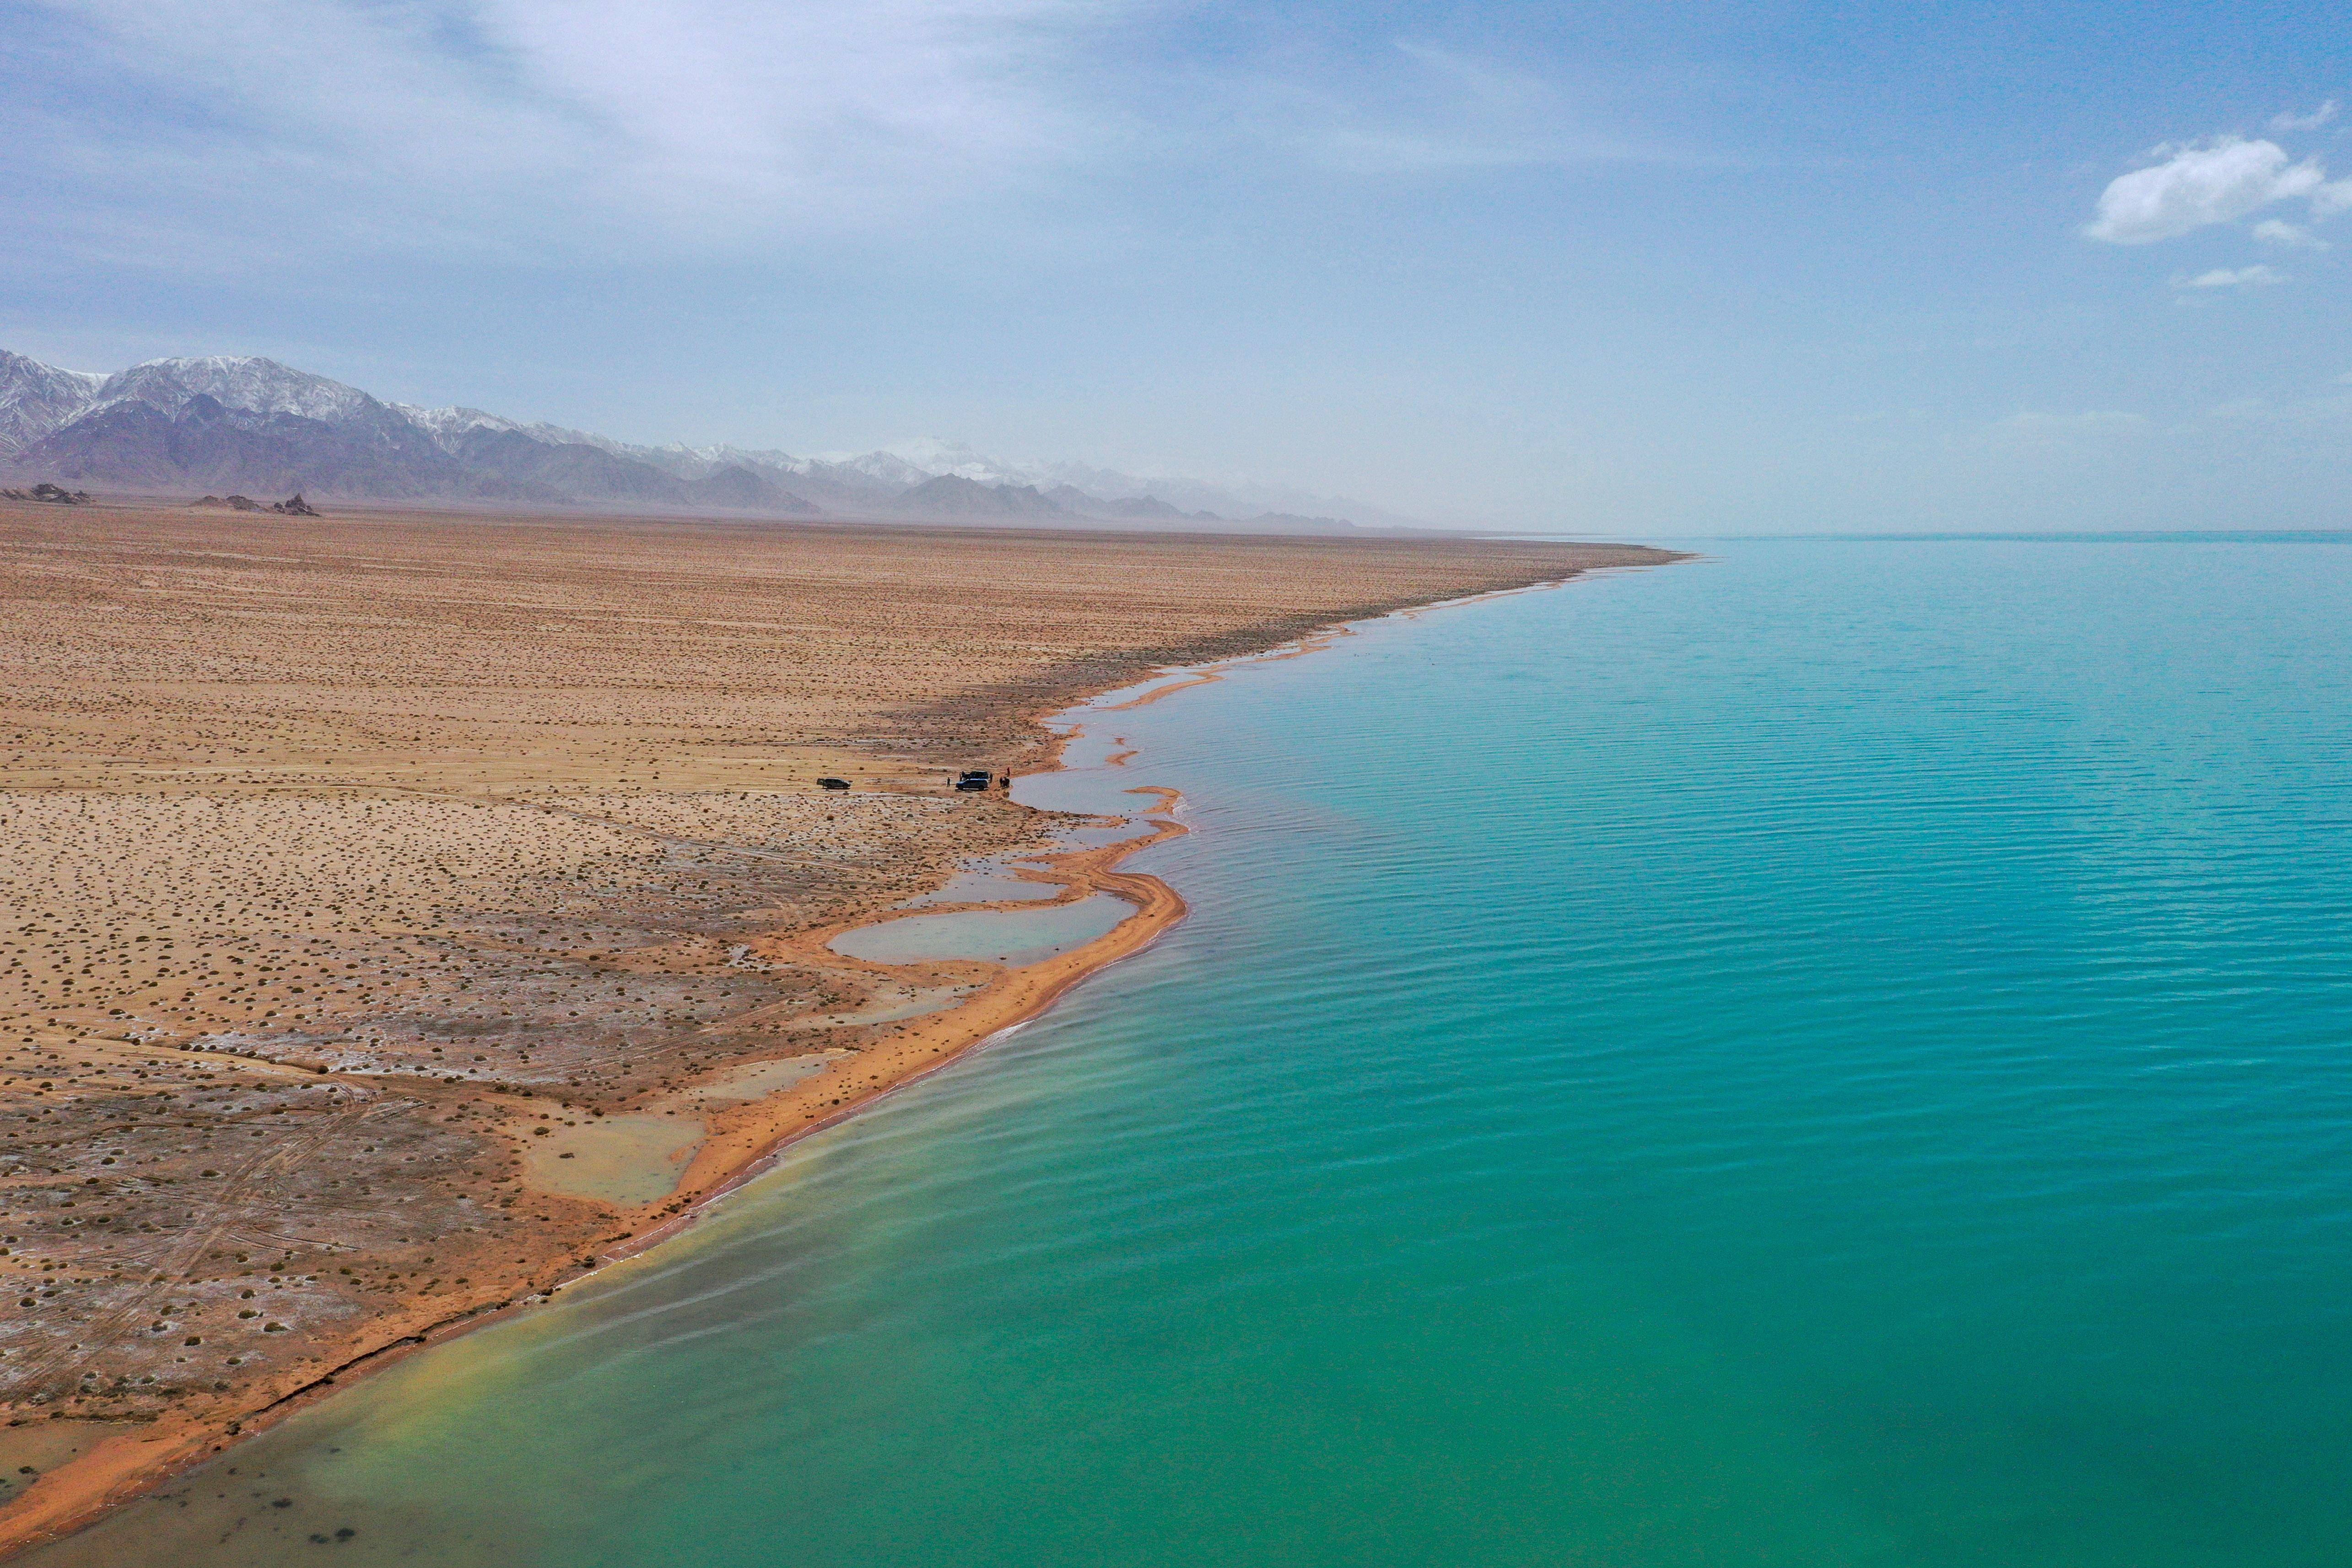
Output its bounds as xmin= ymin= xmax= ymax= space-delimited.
xmin=38 ymin=535 xmax=2352 ymax=1567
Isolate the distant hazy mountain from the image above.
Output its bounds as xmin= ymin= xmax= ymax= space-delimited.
xmin=898 ymin=474 xmax=1067 ymax=517
xmin=27 ymin=393 xmax=502 ymax=499
xmin=840 ymin=438 xmax=1420 ymax=530
xmin=1098 ymin=495 xmax=1207 ymax=521
xmin=0 ymin=347 xmax=1410 ymax=530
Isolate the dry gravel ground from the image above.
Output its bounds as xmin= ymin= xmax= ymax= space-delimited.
xmin=0 ymin=500 xmax=1672 ymax=1543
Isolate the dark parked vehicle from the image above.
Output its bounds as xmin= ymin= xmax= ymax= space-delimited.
xmin=818 ymin=777 xmax=850 ymax=791
xmin=954 ymin=770 xmax=993 ymax=792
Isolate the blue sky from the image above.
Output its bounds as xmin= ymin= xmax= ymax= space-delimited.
xmin=5 ymin=0 xmax=2349 ymax=530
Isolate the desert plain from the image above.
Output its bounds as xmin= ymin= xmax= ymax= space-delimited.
xmin=0 ymin=500 xmax=1667 ymax=1550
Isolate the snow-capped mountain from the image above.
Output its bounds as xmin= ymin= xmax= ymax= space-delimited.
xmin=390 ymin=403 xmax=531 ymax=446
xmin=0 ymin=350 xmax=104 ymax=457
xmin=96 ymin=355 xmax=378 ymax=426
xmin=0 ymin=353 xmax=817 ymax=512
xmin=806 ymin=447 xmax=943 ymax=487
xmin=0 ymin=348 xmax=1409 ymax=530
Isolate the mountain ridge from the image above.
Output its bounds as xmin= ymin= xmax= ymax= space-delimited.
xmin=0 ymin=349 xmax=1413 ymax=531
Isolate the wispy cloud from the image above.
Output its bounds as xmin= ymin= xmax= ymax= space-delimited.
xmin=2271 ymin=101 xmax=2339 ymax=133
xmin=2174 ymin=264 xmax=2288 ymax=289
xmin=2206 ymin=377 xmax=2352 ymax=426
xmin=2251 ymin=218 xmax=2329 ymax=249
xmin=1256 ymin=41 xmax=1704 ymax=176
xmin=13 ymin=3 xmax=1726 ymax=277
xmin=13 ymin=0 xmax=1132 ymax=263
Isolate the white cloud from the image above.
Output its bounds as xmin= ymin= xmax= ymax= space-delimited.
xmin=2084 ymin=137 xmax=2325 ymax=243
xmin=2174 ymin=264 xmax=2288 ymax=289
xmin=2252 ymin=218 xmax=2329 ymax=249
xmin=2271 ymin=101 xmax=2339 ymax=133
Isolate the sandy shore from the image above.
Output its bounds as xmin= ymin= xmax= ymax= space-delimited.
xmin=0 ymin=794 xmax=1194 ymax=1556
xmin=0 ymin=501 xmax=1677 ymax=1554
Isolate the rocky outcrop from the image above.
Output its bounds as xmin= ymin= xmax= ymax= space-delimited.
xmin=0 ymin=482 xmax=93 ymax=504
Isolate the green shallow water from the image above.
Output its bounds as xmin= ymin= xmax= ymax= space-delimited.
xmin=38 ymin=535 xmax=2352 ymax=1567
xmin=826 ymin=892 xmax=1137 ymax=965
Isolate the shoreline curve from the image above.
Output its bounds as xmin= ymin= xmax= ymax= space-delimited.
xmin=0 ymin=564 xmax=1651 ymax=1560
